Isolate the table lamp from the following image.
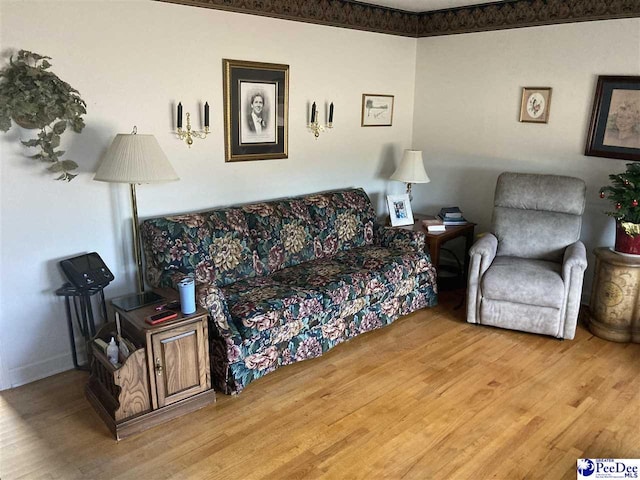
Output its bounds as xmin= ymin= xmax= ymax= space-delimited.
xmin=390 ymin=149 xmax=430 ymax=201
xmin=94 ymin=127 xmax=179 ymax=294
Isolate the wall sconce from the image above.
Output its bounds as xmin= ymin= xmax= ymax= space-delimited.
xmin=176 ymin=102 xmax=210 ymax=147
xmin=308 ymin=101 xmax=334 ymax=139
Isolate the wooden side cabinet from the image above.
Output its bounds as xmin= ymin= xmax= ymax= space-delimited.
xmin=86 ymin=298 xmax=216 ymax=440
xmin=587 ymin=247 xmax=640 ymax=343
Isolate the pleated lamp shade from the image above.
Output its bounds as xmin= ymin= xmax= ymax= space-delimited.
xmin=390 ymin=150 xmax=430 ymax=184
xmin=94 ymin=133 xmax=178 ymax=184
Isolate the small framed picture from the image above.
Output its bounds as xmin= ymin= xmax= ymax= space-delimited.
xmin=585 ymin=75 xmax=640 ymax=162
xmin=223 ymin=59 xmax=289 ymax=162
xmin=519 ymin=87 xmax=552 ymax=123
xmin=387 ymin=194 xmax=414 ymax=227
xmin=362 ymin=94 xmax=394 ymax=127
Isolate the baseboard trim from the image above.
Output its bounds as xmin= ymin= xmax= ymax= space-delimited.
xmin=7 ymin=352 xmax=77 ymax=389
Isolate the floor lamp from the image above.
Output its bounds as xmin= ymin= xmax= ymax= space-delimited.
xmin=94 ymin=127 xmax=179 ymax=299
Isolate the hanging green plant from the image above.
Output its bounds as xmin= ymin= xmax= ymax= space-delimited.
xmin=0 ymin=50 xmax=86 ymax=181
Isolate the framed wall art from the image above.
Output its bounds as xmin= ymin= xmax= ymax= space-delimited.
xmin=519 ymin=87 xmax=552 ymax=123
xmin=361 ymin=94 xmax=394 ymax=127
xmin=585 ymin=75 xmax=640 ymax=162
xmin=387 ymin=194 xmax=414 ymax=227
xmin=223 ymin=59 xmax=289 ymax=162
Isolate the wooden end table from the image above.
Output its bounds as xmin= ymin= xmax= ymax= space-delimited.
xmin=85 ymin=290 xmax=215 ymax=440
xmin=412 ymin=215 xmax=476 ymax=290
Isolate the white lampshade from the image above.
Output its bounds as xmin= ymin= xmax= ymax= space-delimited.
xmin=94 ymin=132 xmax=179 ymax=184
xmin=390 ymin=150 xmax=430 ymax=184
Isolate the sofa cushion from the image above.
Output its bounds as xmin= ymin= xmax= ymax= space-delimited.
xmin=222 ymin=276 xmax=325 ymax=339
xmin=242 ymin=198 xmax=319 ymax=275
xmin=305 ymin=189 xmax=376 ymax=256
xmin=271 ymin=246 xmax=431 ymax=309
xmin=481 ymin=256 xmax=564 ymax=308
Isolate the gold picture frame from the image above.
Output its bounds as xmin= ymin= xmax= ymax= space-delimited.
xmin=361 ymin=94 xmax=394 ymax=127
xmin=223 ymin=59 xmax=289 ymax=162
xmin=519 ymin=87 xmax=552 ymax=123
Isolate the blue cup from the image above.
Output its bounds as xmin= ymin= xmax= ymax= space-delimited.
xmin=177 ymin=277 xmax=196 ymax=315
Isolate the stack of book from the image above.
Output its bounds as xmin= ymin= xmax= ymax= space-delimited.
xmin=421 ymin=216 xmax=446 ymax=233
xmin=437 ymin=207 xmax=468 ymax=226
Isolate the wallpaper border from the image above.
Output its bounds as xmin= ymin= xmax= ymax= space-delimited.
xmin=156 ymin=0 xmax=640 ymax=37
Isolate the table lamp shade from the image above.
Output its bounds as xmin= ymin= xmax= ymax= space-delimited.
xmin=390 ymin=150 xmax=430 ymax=184
xmin=94 ymin=133 xmax=178 ymax=184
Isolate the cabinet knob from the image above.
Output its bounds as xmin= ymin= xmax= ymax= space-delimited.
xmin=155 ymin=358 xmax=163 ymax=376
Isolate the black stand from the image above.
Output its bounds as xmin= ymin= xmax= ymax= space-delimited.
xmin=56 ymin=283 xmax=107 ymax=371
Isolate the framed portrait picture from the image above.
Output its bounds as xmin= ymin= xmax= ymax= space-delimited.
xmin=223 ymin=59 xmax=289 ymax=162
xmin=585 ymin=75 xmax=640 ymax=162
xmin=387 ymin=194 xmax=414 ymax=227
xmin=362 ymin=94 xmax=394 ymax=127
xmin=519 ymin=87 xmax=552 ymax=123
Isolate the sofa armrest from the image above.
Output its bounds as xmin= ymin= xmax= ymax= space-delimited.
xmin=196 ymin=282 xmax=241 ymax=343
xmin=466 ymin=233 xmax=498 ymax=324
xmin=375 ymin=224 xmax=425 ymax=253
xmin=560 ymin=240 xmax=587 ymax=339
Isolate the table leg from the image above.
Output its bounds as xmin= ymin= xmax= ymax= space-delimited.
xmin=428 ymin=240 xmax=439 ymax=269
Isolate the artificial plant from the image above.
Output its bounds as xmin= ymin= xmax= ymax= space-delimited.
xmin=0 ymin=50 xmax=86 ymax=181
xmin=600 ymin=162 xmax=640 ymax=235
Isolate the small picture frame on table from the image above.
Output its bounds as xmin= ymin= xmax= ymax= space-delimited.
xmin=387 ymin=194 xmax=414 ymax=227
xmin=585 ymin=75 xmax=640 ymax=161
xmin=519 ymin=87 xmax=552 ymax=123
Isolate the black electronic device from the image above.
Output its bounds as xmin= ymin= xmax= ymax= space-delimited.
xmin=60 ymin=252 xmax=115 ymax=291
xmin=145 ymin=310 xmax=178 ymax=325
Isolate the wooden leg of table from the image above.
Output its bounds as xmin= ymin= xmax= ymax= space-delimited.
xmin=428 ymin=241 xmax=439 ymax=269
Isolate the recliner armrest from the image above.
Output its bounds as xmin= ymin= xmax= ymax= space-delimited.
xmin=466 ymin=233 xmax=498 ymax=325
xmin=469 ymin=233 xmax=498 ymax=269
xmin=562 ymin=241 xmax=587 ymax=273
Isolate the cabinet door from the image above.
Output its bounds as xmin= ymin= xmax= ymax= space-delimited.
xmin=151 ymin=319 xmax=210 ymax=408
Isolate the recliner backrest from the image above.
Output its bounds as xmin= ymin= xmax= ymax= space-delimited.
xmin=491 ymin=172 xmax=586 ymax=263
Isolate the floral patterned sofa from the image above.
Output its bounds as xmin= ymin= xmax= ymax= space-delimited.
xmin=141 ymin=188 xmax=437 ymax=394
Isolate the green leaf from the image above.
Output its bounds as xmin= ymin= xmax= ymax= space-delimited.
xmin=50 ymin=134 xmax=60 ymax=148
xmin=47 ymin=162 xmax=64 ymax=173
xmin=59 ymin=160 xmax=78 ymax=170
xmin=52 ymin=120 xmax=66 ymax=134
xmin=21 ymin=138 xmax=40 ymax=147
xmin=0 ymin=115 xmax=11 ymax=132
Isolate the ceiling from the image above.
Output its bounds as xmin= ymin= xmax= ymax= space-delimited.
xmin=354 ymin=0 xmax=502 ymax=12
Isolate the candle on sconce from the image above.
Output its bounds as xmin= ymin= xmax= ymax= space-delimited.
xmin=204 ymin=102 xmax=210 ymax=128
xmin=328 ymin=102 xmax=334 ymax=125
xmin=311 ymin=102 xmax=316 ymax=124
xmin=177 ymin=102 xmax=183 ymax=129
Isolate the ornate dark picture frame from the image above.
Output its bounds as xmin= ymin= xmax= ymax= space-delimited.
xmin=223 ymin=59 xmax=289 ymax=162
xmin=585 ymin=75 xmax=640 ymax=162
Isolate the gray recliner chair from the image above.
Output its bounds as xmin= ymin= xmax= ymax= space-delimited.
xmin=466 ymin=172 xmax=588 ymax=339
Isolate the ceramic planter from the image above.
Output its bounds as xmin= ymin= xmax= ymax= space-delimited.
xmin=615 ymin=221 xmax=640 ymax=255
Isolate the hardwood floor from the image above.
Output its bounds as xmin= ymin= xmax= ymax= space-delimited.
xmin=1 ymin=291 xmax=639 ymax=479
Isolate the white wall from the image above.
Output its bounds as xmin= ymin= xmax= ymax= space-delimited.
xmin=411 ymin=19 xmax=640 ymax=299
xmin=0 ymin=0 xmax=417 ymax=388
